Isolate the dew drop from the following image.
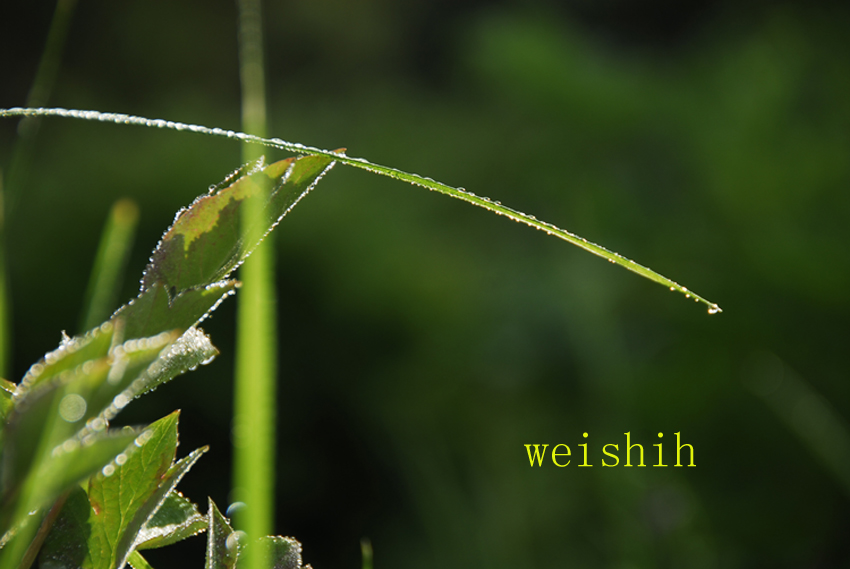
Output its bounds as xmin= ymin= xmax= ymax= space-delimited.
xmin=226 ymin=501 xmax=247 ymax=517
xmin=58 ymin=393 xmax=87 ymax=423
xmin=226 ymin=531 xmax=247 ymax=553
xmin=113 ymin=393 xmax=130 ymax=409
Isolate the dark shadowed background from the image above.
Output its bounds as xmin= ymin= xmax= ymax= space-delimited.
xmin=2 ymin=1 xmax=850 ymax=567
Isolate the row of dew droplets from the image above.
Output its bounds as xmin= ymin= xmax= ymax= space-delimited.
xmin=101 ymin=426 xmax=155 ymax=479
xmin=221 ymin=157 xmax=299 ymax=277
xmin=196 ymin=282 xmax=240 ymax=327
xmin=0 ymin=107 xmax=722 ymax=314
xmin=99 ymin=327 xmax=217 ymax=425
xmin=15 ymin=320 xmax=114 ymax=398
xmin=208 ymin=157 xmax=267 ymax=194
xmin=233 ymin=156 xmax=337 ymax=274
xmin=55 ymin=329 xmax=176 ymax=454
xmin=140 ymin=155 xmax=281 ymax=296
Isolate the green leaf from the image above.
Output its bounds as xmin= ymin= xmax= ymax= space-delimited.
xmin=206 ymin=499 xmax=239 ymax=569
xmin=1 ymin=349 xmax=110 ymax=503
xmin=135 ymin=490 xmax=206 ymax=551
xmin=31 ymin=427 xmax=139 ymax=514
xmin=142 ymin=155 xmax=335 ymax=295
xmin=113 ymin=280 xmax=238 ymax=341
xmin=0 ymin=378 xmax=15 ymax=423
xmin=16 ymin=324 xmax=115 ymax=394
xmin=38 ymin=486 xmax=92 ymax=569
xmin=126 ymin=551 xmax=155 ymax=569
xmin=238 ymin=536 xmax=307 ymax=569
xmin=85 ymin=412 xmax=180 ymax=569
xmin=73 ymin=329 xmax=180 ymax=429
xmin=113 ymin=326 xmax=219 ymax=407
xmin=34 ymin=419 xmax=206 ymax=569
xmin=112 ymin=446 xmax=206 ymax=569
xmin=0 ymin=330 xmax=175 ymax=517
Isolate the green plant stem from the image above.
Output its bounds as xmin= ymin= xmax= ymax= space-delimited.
xmin=234 ymin=2 xmax=276 ymax=568
xmin=0 ymin=107 xmax=722 ymax=313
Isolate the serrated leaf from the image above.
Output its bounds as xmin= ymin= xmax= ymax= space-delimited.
xmin=38 ymin=486 xmax=92 ymax=569
xmin=1 ymin=356 xmax=109 ymax=501
xmin=113 ymin=280 xmax=238 ymax=341
xmin=34 ymin=421 xmax=206 ymax=569
xmin=206 ymin=499 xmax=238 ymax=569
xmin=119 ymin=327 xmax=218 ymax=405
xmin=76 ymin=330 xmax=180 ymax=429
xmin=0 ymin=331 xmax=175 ymax=521
xmin=142 ymin=154 xmax=334 ymax=294
xmin=238 ymin=536 xmax=307 ymax=569
xmin=112 ymin=446 xmax=206 ymax=569
xmin=135 ymin=490 xmax=206 ymax=551
xmin=85 ymin=412 xmax=180 ymax=569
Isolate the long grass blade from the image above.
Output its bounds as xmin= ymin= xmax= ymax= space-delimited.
xmin=78 ymin=198 xmax=140 ymax=333
xmin=0 ymin=107 xmax=722 ymax=313
xmin=0 ymin=0 xmax=79 ymax=379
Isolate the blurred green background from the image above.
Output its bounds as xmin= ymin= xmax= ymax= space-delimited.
xmin=2 ymin=1 xmax=850 ymax=567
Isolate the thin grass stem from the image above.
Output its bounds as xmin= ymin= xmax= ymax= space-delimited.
xmin=0 ymin=106 xmax=721 ymax=313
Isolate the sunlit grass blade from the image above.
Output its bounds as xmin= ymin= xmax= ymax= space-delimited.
xmin=79 ymin=198 xmax=139 ymax=334
xmin=0 ymin=107 xmax=721 ymax=313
